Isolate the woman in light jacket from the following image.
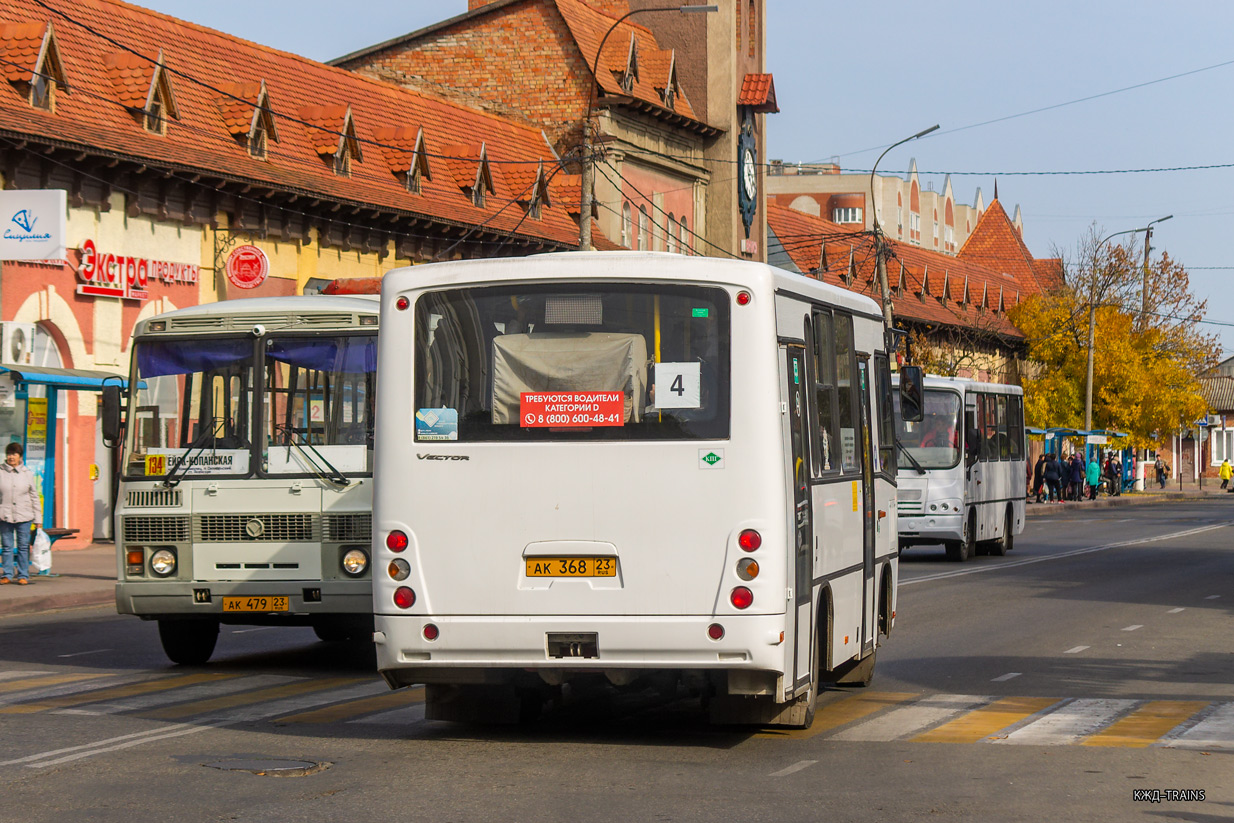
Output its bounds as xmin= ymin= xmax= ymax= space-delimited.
xmin=0 ymin=442 xmax=42 ymax=585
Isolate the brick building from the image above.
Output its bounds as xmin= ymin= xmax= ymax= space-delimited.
xmin=332 ymin=0 xmax=778 ymax=261
xmin=0 ymin=0 xmax=581 ymax=536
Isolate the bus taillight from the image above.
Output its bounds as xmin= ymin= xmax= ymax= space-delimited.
xmin=393 ymin=587 xmax=416 ymax=609
xmin=738 ymin=529 xmax=761 ymax=551
xmin=707 ymin=623 xmax=724 ymax=640
xmin=423 ymin=624 xmax=439 ymax=641
xmin=730 ymin=587 xmax=753 ymax=609
xmin=386 ymin=531 xmax=409 ymax=552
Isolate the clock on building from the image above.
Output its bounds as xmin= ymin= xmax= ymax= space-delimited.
xmin=737 ymin=129 xmax=757 ymax=235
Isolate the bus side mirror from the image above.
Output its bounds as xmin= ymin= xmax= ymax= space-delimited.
xmin=101 ymin=385 xmax=122 ymax=447
xmin=898 ymin=365 xmax=924 ymax=423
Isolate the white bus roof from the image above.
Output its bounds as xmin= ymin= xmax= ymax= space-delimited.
xmin=134 ymin=294 xmax=378 ymax=337
xmin=916 ymin=374 xmax=1023 ymax=395
xmin=383 ymin=251 xmax=883 ymax=320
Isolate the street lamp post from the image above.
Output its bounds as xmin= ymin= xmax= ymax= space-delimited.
xmin=870 ymin=125 xmax=938 ymax=332
xmin=1084 ymin=218 xmax=1172 ymax=431
xmin=577 ymin=4 xmax=717 ymax=251
xmin=1140 ymin=214 xmax=1173 ymax=329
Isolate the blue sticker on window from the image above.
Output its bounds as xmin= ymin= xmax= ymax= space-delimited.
xmin=416 ymin=408 xmax=458 ymax=441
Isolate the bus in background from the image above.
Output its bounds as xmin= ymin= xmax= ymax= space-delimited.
xmin=894 ymin=375 xmax=1026 ymax=562
xmin=105 ymin=295 xmax=378 ymax=664
xmin=371 ymin=252 xmax=900 ymax=727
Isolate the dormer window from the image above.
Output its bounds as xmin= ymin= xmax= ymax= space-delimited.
xmin=620 ymin=35 xmax=639 ymax=94
xmin=6 ymin=21 xmax=70 ymax=113
xmin=334 ymin=144 xmax=351 ymax=177
xmin=663 ymin=83 xmax=674 ymax=110
xmin=145 ymin=84 xmax=167 ymax=133
xmin=472 ymin=181 xmax=485 ymax=208
xmin=30 ymin=70 xmax=52 ymax=110
xmin=407 ymin=164 xmax=422 ymax=194
xmin=248 ymin=119 xmax=268 ymax=158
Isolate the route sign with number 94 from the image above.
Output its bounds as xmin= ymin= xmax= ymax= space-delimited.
xmin=654 ymin=362 xmax=701 ymax=409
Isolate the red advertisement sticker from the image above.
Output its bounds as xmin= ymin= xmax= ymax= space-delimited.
xmin=520 ymin=392 xmax=624 ymax=427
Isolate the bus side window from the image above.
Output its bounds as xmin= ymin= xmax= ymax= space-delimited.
xmin=834 ymin=312 xmax=858 ymax=473
xmin=873 ymin=354 xmax=895 ymax=475
xmin=982 ymin=393 xmax=998 ymax=461
xmin=811 ymin=310 xmax=839 ymax=474
xmin=996 ymin=395 xmax=1010 ymax=460
xmin=1009 ymin=395 xmax=1023 ymax=460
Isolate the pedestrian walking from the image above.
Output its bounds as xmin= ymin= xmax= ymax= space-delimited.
xmin=1221 ymin=458 xmax=1232 ymax=491
xmin=1087 ymin=454 xmax=1101 ymax=500
xmin=1032 ymin=454 xmax=1046 ymax=503
xmin=0 ymin=442 xmax=42 ymax=586
xmin=1155 ymin=456 xmax=1167 ymax=489
xmin=1043 ymin=453 xmax=1062 ymax=502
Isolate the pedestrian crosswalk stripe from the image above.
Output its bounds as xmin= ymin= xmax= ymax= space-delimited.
xmin=274 ymin=687 xmax=424 ymax=724
xmin=142 ymin=677 xmax=366 ymax=721
xmin=70 ymin=675 xmax=303 ymax=716
xmin=994 ymin=698 xmax=1138 ymax=746
xmin=830 ymin=694 xmax=989 ymax=742
xmin=349 ymin=702 xmax=426 ymax=725
xmin=202 ymin=680 xmax=388 ymax=725
xmin=0 ymin=672 xmax=114 ymax=700
xmin=0 ymin=673 xmax=235 ymax=715
xmin=1168 ymin=703 xmax=1234 ymax=750
xmin=1081 ymin=701 xmax=1209 ymax=748
xmin=755 ymin=692 xmax=917 ymax=740
xmin=912 ymin=696 xmax=1059 ymax=743
xmin=0 ymin=671 xmax=49 ymax=683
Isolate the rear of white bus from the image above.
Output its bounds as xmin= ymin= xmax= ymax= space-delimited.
xmin=372 ymin=255 xmax=794 ymax=720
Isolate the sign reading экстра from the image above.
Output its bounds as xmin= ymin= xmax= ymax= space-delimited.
xmin=0 ymin=189 xmax=67 ymax=262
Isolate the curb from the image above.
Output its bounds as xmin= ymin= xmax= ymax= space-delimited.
xmin=1026 ymin=493 xmax=1229 ymax=517
xmin=0 ymin=587 xmax=113 ymax=618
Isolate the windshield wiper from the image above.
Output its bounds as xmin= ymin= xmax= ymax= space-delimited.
xmin=275 ymin=425 xmax=350 ymax=488
xmin=896 ymin=441 xmax=927 ymax=475
xmin=162 ymin=419 xmax=222 ymax=488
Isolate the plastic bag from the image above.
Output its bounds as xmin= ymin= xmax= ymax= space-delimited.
xmin=30 ymin=528 xmax=52 ymax=574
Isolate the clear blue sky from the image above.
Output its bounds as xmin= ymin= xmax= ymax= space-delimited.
xmin=131 ymin=0 xmax=1234 ymax=354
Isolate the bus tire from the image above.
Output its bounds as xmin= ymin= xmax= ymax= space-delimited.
xmin=158 ymin=619 xmax=219 ymax=665
xmin=947 ymin=512 xmax=976 ymax=562
xmin=988 ymin=507 xmax=1014 ymax=557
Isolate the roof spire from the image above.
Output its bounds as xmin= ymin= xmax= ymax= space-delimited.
xmin=993 ymin=178 xmax=998 ymax=201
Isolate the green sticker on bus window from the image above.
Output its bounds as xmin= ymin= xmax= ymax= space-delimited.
xmin=691 ymin=308 xmax=709 ymax=318
xmin=793 ymin=360 xmax=800 ymax=384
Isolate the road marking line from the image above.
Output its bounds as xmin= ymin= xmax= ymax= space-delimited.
xmin=0 ymin=672 xmax=111 ymax=697
xmin=73 ymin=675 xmax=302 ymax=716
xmin=832 ymin=694 xmax=988 ymax=742
xmin=0 ymin=722 xmax=198 ymax=766
xmin=230 ymin=627 xmax=275 ymax=634
xmin=754 ymin=692 xmax=917 ymax=740
xmin=1168 ymin=703 xmax=1234 ymax=750
xmin=350 ymin=703 xmax=427 ymax=725
xmin=0 ymin=671 xmax=49 ymax=683
xmin=1122 ymin=625 xmax=1143 ymax=632
xmin=1064 ymin=646 xmax=1090 ymax=654
xmin=57 ymin=649 xmax=113 ymax=658
xmin=273 ymin=687 xmax=424 ymax=724
xmin=902 ymin=522 xmax=1233 ymax=587
xmin=142 ymin=677 xmax=364 ymax=721
xmin=995 ymin=698 xmax=1139 ymax=746
xmin=1167 ymin=608 xmax=1185 ymax=614
xmin=1081 ymin=701 xmax=1208 ymax=748
xmin=1205 ymin=595 xmax=1221 ymax=600
xmin=0 ymin=673 xmax=233 ymax=714
xmin=207 ymin=681 xmax=388 ymax=724
xmin=991 ymin=673 xmax=1021 ymax=682
xmin=26 ymin=722 xmax=226 ymax=769
xmin=769 ymin=760 xmax=817 ymax=777
xmin=912 ymin=696 xmax=1059 ymax=744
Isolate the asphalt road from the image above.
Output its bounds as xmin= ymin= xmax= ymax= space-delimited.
xmin=0 ymin=501 xmax=1231 ymax=822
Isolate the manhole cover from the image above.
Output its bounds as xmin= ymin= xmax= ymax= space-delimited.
xmin=204 ymin=759 xmax=329 ymax=777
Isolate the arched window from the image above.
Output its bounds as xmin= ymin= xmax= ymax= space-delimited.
xmin=622 ymin=202 xmax=632 ymax=248
xmin=680 ymin=215 xmax=690 ymax=254
xmin=638 ymin=206 xmax=649 ymax=250
xmin=667 ymin=214 xmax=678 ymax=253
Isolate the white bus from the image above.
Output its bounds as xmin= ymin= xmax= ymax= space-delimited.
xmin=371 ymin=252 xmax=900 ymax=726
xmin=106 ymin=295 xmax=379 ymax=664
xmin=894 ymin=375 xmax=1026 ymax=562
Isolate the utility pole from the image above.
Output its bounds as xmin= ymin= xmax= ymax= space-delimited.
xmin=1139 ymin=214 xmax=1172 ymax=330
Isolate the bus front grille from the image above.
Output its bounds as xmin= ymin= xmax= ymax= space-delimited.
xmin=195 ymin=514 xmax=318 ymax=542
xmin=126 ymin=490 xmax=182 ymax=508
xmin=322 ymin=513 xmax=372 ymax=542
xmin=897 ymin=502 xmax=924 ymax=516
xmin=123 ymin=515 xmax=191 ymax=543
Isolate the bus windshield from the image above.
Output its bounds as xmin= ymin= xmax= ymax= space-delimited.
xmin=414 ymin=284 xmax=730 ymax=441
xmin=125 ymin=337 xmax=255 ymax=479
xmin=262 ymin=334 xmax=377 ymax=476
xmin=894 ymin=389 xmax=962 ymax=469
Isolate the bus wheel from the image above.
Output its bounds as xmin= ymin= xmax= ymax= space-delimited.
xmin=158 ymin=619 xmax=219 ymax=665
xmin=988 ymin=508 xmax=1014 ymax=557
xmin=947 ymin=512 xmax=976 ymax=562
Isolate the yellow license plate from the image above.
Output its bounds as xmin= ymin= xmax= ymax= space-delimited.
xmin=222 ymin=596 xmax=290 ymax=613
xmin=525 ymin=557 xmax=616 ymax=578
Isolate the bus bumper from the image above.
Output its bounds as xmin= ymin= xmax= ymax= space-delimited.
xmin=373 ymin=613 xmax=790 ymax=685
xmin=115 ymin=580 xmax=373 ymax=620
xmin=897 ymin=513 xmax=963 ymax=546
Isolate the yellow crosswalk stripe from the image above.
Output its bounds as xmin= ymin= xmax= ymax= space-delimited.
xmin=1081 ymin=701 xmax=1208 ymax=748
xmin=912 ymin=696 xmax=1060 ymax=744
xmin=273 ymin=687 xmax=425 ymax=724
xmin=0 ymin=672 xmax=110 ymax=695
xmin=756 ymin=692 xmax=918 ymax=740
xmin=0 ymin=673 xmax=237 ymax=714
xmin=143 ymin=677 xmax=364 ymax=720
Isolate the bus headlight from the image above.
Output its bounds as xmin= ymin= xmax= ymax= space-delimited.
xmin=341 ymin=548 xmax=369 ymax=576
xmin=149 ymin=549 xmax=177 ymax=577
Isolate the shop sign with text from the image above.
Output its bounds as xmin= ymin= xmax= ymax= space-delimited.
xmin=76 ymin=238 xmax=200 ymax=302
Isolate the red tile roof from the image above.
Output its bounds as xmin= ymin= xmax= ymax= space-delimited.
xmin=0 ymin=0 xmax=580 ymax=249
xmin=737 ymin=73 xmax=778 ymax=113
xmin=957 ymin=198 xmax=1056 ymax=295
xmin=767 ymin=202 xmax=1025 ymax=340
xmin=0 ymin=21 xmax=45 ymax=83
xmin=215 ymin=81 xmax=262 ymax=136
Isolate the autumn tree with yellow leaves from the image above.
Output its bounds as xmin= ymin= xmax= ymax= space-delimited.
xmin=1008 ymin=228 xmax=1216 ymax=448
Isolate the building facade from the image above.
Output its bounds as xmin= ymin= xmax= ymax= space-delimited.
xmin=1 ymin=0 xmax=581 ymax=536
